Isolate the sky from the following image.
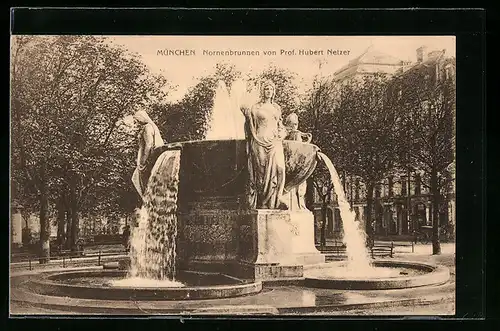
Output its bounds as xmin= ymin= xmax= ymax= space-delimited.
xmin=107 ymin=35 xmax=456 ymax=102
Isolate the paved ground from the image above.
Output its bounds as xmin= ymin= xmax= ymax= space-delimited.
xmin=9 ymin=302 xmax=86 ymax=315
xmin=9 ymin=243 xmax=456 ymax=316
xmin=284 ymin=301 xmax=455 ymax=316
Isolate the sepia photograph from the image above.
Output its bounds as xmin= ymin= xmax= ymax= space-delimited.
xmin=9 ymin=35 xmax=456 ymax=316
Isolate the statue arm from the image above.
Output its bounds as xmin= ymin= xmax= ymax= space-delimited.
xmin=241 ymin=102 xmax=256 ymax=117
xmin=275 ymin=105 xmax=288 ymax=139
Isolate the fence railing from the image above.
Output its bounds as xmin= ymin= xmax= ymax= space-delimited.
xmin=10 ymin=248 xmax=128 ymax=270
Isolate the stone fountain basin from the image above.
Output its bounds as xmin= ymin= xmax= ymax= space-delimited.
xmin=29 ymin=269 xmax=262 ymax=301
xmin=304 ymin=260 xmax=450 ymax=290
xmin=146 ymin=139 xmax=320 ymax=206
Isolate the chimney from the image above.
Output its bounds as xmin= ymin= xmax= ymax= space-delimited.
xmin=416 ymin=46 xmax=428 ymax=63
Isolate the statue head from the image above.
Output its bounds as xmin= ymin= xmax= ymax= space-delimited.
xmin=284 ymin=113 xmax=299 ymax=131
xmin=133 ymin=110 xmax=152 ymax=125
xmin=260 ymin=80 xmax=276 ymax=103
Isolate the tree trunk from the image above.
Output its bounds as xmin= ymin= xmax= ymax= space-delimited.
xmin=38 ymin=163 xmax=50 ymax=264
xmin=320 ymin=197 xmax=327 ymax=247
xmin=69 ymin=183 xmax=80 ymax=252
xmin=431 ymin=168 xmax=441 ymax=255
xmin=406 ymin=168 xmax=412 ymax=233
xmin=365 ymin=183 xmax=374 ymax=238
xmin=70 ymin=207 xmax=80 ymax=252
xmin=305 ymin=178 xmax=317 ymax=243
xmin=64 ymin=208 xmax=71 ymax=249
xmin=56 ymin=196 xmax=66 ymax=250
xmin=305 ymin=177 xmax=315 ymax=210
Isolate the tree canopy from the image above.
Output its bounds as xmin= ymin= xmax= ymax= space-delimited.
xmin=11 ymin=35 xmax=170 ymax=254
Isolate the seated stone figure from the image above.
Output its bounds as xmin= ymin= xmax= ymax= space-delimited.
xmin=284 ymin=113 xmax=312 ymax=143
xmin=284 ymin=113 xmax=313 ymax=210
xmin=131 ymin=110 xmax=165 ymax=199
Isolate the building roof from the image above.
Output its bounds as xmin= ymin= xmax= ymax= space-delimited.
xmin=333 ymin=46 xmax=405 ymax=80
xmin=394 ymin=49 xmax=448 ymax=77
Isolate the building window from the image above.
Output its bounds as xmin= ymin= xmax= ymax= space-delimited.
xmin=415 ymin=174 xmax=421 ymax=195
xmin=401 ymin=177 xmax=407 ymax=196
xmin=416 ymin=203 xmax=427 ymax=227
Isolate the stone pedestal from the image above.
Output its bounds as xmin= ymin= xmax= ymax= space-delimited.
xmin=166 ymin=140 xmax=325 ymax=281
xmin=236 ymin=209 xmax=325 ymax=280
xmin=177 ymin=207 xmax=240 ymax=265
xmin=176 ymin=206 xmax=325 ymax=281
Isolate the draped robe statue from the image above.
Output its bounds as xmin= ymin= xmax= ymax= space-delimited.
xmin=131 ymin=110 xmax=165 ymax=199
xmin=242 ymin=81 xmax=288 ymax=210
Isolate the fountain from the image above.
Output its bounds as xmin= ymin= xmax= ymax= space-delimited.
xmin=10 ymin=79 xmax=451 ymax=313
xmin=304 ymin=154 xmax=450 ymax=290
xmin=205 ymin=79 xmax=248 ymax=140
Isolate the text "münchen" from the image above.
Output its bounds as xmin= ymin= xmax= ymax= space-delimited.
xmin=157 ymin=49 xmax=196 ymax=56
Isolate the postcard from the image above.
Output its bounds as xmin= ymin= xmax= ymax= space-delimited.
xmin=10 ymin=35 xmax=456 ymax=316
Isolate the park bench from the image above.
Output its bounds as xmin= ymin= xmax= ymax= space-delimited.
xmin=372 ymin=235 xmax=416 ymax=252
xmin=369 ymin=242 xmax=394 ymax=258
xmin=315 ymin=239 xmax=347 ymax=262
xmin=390 ymin=240 xmax=415 ymax=253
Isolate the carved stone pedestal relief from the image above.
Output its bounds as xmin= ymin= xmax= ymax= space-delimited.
xmin=177 ymin=207 xmax=325 ymax=281
xmin=236 ymin=209 xmax=325 ymax=280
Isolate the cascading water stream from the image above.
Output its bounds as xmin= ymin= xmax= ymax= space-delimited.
xmin=317 ymin=153 xmax=396 ymax=278
xmin=112 ymin=150 xmax=184 ymax=288
xmin=317 ymin=153 xmax=372 ymax=273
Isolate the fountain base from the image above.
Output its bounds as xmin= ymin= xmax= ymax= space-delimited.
xmin=304 ymin=260 xmax=451 ymax=290
xmin=27 ymin=269 xmax=262 ymax=301
xmin=235 ymin=209 xmax=325 ymax=280
xmin=176 ymin=209 xmax=325 ymax=281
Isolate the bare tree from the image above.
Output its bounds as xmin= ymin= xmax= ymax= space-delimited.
xmin=393 ymin=57 xmax=456 ymax=254
xmin=330 ymin=74 xmax=402 ymax=236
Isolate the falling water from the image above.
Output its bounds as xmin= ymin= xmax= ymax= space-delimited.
xmin=318 ymin=152 xmax=372 ymax=272
xmin=318 ymin=153 xmax=395 ymax=277
xmin=112 ymin=150 xmax=184 ymax=288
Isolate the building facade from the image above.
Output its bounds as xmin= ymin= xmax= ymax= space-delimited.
xmin=312 ymin=46 xmax=456 ymax=242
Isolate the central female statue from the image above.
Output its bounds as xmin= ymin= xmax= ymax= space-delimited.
xmin=241 ymin=80 xmax=287 ymax=210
